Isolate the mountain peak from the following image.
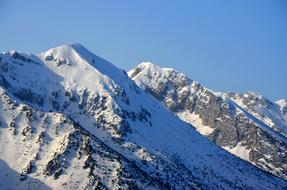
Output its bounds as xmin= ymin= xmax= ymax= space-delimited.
xmin=39 ymin=43 xmax=90 ymax=61
xmin=48 ymin=43 xmax=86 ymax=50
xmin=138 ymin=62 xmax=174 ymax=72
xmin=38 ymin=43 xmax=116 ymax=71
xmin=138 ymin=61 xmax=160 ymax=68
xmin=128 ymin=62 xmax=175 ymax=79
xmin=37 ymin=43 xmax=131 ymax=93
xmin=53 ymin=43 xmax=85 ymax=49
xmin=128 ymin=62 xmax=197 ymax=94
xmin=277 ymin=99 xmax=287 ymax=107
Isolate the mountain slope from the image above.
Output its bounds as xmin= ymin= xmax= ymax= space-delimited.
xmin=0 ymin=45 xmax=287 ymax=189
xmin=129 ymin=62 xmax=287 ymax=180
xmin=276 ymin=99 xmax=287 ymax=123
xmin=226 ymin=92 xmax=287 ymax=137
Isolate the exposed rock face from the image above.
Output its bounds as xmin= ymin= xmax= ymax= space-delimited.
xmin=0 ymin=92 xmax=164 ymax=190
xmin=1 ymin=46 xmax=287 ymax=190
xmin=129 ymin=62 xmax=287 ymax=180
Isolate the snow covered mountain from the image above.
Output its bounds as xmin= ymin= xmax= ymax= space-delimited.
xmin=0 ymin=45 xmax=287 ymax=190
xmin=276 ymin=99 xmax=287 ymax=121
xmin=129 ymin=62 xmax=287 ymax=180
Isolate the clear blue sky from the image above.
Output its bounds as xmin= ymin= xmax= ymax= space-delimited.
xmin=0 ymin=0 xmax=286 ymax=100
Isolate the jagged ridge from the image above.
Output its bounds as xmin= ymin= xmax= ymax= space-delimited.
xmin=0 ymin=45 xmax=287 ymax=189
xmin=129 ymin=62 xmax=287 ymax=180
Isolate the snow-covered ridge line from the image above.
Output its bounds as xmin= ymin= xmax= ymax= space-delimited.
xmin=129 ymin=61 xmax=287 ymax=180
xmin=1 ymin=44 xmax=287 ymax=189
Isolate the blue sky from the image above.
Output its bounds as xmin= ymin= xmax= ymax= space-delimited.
xmin=0 ymin=0 xmax=286 ymax=100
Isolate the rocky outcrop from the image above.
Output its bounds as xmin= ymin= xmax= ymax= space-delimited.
xmin=129 ymin=62 xmax=287 ymax=180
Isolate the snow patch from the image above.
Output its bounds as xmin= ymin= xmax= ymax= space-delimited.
xmin=223 ymin=143 xmax=251 ymax=162
xmin=177 ymin=111 xmax=214 ymax=136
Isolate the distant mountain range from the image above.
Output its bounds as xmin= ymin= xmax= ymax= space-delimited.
xmin=0 ymin=44 xmax=286 ymax=189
